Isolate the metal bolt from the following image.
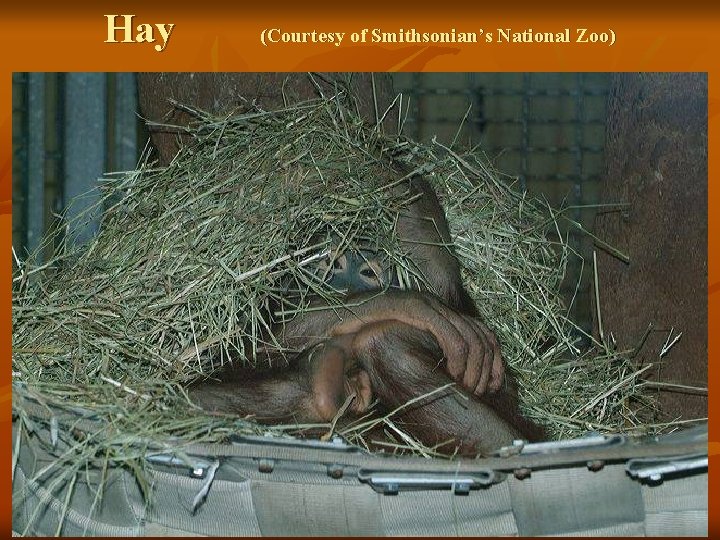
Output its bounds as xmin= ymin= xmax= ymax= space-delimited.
xmin=453 ymin=483 xmax=471 ymax=495
xmin=327 ymin=464 xmax=344 ymax=479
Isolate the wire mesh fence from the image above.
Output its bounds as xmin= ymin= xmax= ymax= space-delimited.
xmin=391 ymin=73 xmax=611 ymax=332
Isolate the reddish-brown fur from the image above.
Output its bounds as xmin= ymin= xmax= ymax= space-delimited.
xmin=190 ymin=171 xmax=544 ymax=456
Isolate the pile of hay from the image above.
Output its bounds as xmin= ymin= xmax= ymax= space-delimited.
xmin=13 ymin=94 xmax=658 ymax=473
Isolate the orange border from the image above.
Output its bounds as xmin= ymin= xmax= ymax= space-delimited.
xmin=1 ymin=2 xmax=716 ymax=535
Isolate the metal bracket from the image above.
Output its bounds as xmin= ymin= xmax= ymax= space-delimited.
xmin=358 ymin=469 xmax=500 ymax=495
xmin=146 ymin=453 xmax=214 ymax=479
xmin=496 ymin=433 xmax=625 ymax=457
xmin=230 ymin=433 xmax=362 ymax=453
xmin=626 ymin=453 xmax=708 ymax=483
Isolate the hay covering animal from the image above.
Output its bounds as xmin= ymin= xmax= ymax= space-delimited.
xmin=21 ymin=97 xmax=645 ymax=466
xmin=190 ymin=169 xmax=544 ymax=455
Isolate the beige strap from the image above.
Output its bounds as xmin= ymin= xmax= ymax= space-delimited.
xmin=509 ymin=463 xmax=645 ymax=536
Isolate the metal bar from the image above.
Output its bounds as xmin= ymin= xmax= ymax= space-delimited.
xmin=26 ymin=73 xmax=46 ymax=256
xmin=113 ymin=72 xmax=138 ymax=172
xmin=358 ymin=469 xmax=498 ymax=495
xmin=63 ymin=73 xmax=107 ymax=246
xmin=626 ymin=455 xmax=708 ymax=482
xmin=573 ymin=73 xmax=585 ymax=216
xmin=12 ymin=73 xmax=29 ymax=255
xmin=519 ymin=73 xmax=531 ymax=191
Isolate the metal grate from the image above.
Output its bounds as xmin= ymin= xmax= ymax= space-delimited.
xmin=391 ymin=73 xmax=611 ymax=332
xmin=11 ymin=73 xmax=139 ymax=260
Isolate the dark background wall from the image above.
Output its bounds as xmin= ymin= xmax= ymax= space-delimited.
xmin=594 ymin=73 xmax=708 ymax=423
